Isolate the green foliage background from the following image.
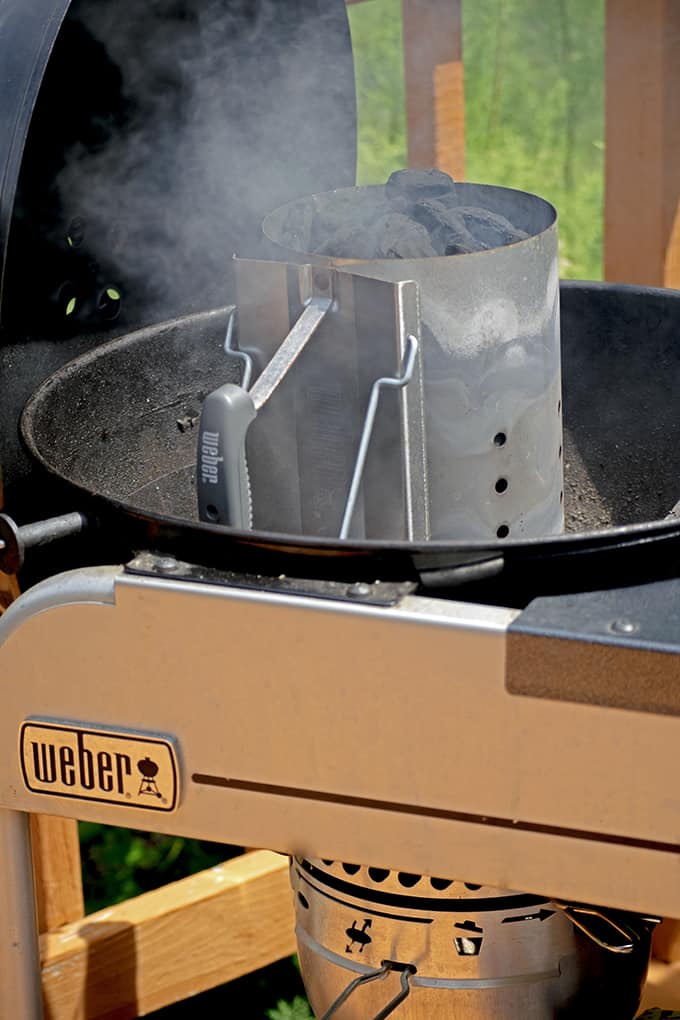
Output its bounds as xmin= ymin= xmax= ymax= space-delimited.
xmin=351 ymin=0 xmax=604 ymax=279
xmin=81 ymin=2 xmax=607 ymax=1015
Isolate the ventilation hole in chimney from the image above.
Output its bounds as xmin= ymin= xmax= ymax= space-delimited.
xmin=430 ymin=877 xmax=453 ymax=891
xmin=455 ymin=936 xmax=483 ymax=956
xmin=496 ymin=524 xmax=510 ymax=539
xmin=397 ymin=872 xmax=421 ymax=888
xmin=495 ymin=478 xmax=508 ymax=494
xmin=560 ymin=490 xmax=564 ymax=504
xmin=322 ymin=860 xmax=334 ymax=866
xmin=205 ymin=505 xmax=219 ymax=522
xmin=557 ymin=399 xmax=562 ymax=414
xmin=98 ymin=286 xmax=122 ymax=320
xmin=464 ymin=883 xmax=482 ymax=890
xmin=368 ymin=867 xmax=390 ymax=883
xmin=558 ymin=445 xmax=563 ymax=459
xmin=493 ymin=432 xmax=507 ymax=447
xmin=342 ymin=863 xmax=361 ymax=876
xmin=297 ymin=892 xmax=310 ymax=910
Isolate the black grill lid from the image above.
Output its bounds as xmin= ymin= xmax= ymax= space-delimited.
xmin=0 ymin=0 xmax=70 ymax=318
xmin=1 ymin=0 xmax=357 ymax=334
xmin=0 ymin=0 xmax=356 ymax=508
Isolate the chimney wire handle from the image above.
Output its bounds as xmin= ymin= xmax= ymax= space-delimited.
xmin=339 ymin=333 xmax=419 ymax=540
xmin=318 ymin=961 xmax=414 ymax=1020
xmin=223 ymin=308 xmax=253 ymax=391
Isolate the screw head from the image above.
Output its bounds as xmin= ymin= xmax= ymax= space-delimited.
xmin=609 ymin=619 xmax=638 ymax=635
xmin=156 ymin=555 xmax=178 ymax=573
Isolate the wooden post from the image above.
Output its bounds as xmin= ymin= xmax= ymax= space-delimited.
xmin=402 ymin=0 xmax=465 ymax=180
xmin=30 ymin=815 xmax=84 ymax=933
xmin=605 ymin=0 xmax=680 ymax=286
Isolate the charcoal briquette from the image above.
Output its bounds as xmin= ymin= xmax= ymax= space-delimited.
xmin=457 ymin=206 xmax=529 ymax=248
xmin=277 ymin=171 xmax=529 ymax=260
xmin=385 ymin=168 xmax=456 ymax=203
xmin=410 ymin=199 xmax=483 ymax=255
xmin=373 ymin=213 xmax=438 ymax=259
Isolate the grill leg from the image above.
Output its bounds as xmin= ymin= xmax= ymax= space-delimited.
xmin=0 ymin=808 xmax=43 ymax=1019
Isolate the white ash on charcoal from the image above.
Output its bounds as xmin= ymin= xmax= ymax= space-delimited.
xmin=278 ymin=169 xmax=529 ymax=260
xmin=457 ymin=206 xmax=529 ymax=249
xmin=408 ymin=197 xmax=478 ymax=256
xmin=373 ymin=212 xmax=438 ymax=259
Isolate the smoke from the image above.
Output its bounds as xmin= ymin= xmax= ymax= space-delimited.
xmin=50 ymin=0 xmax=357 ymax=324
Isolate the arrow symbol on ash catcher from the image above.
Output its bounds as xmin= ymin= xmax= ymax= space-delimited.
xmin=502 ymin=908 xmax=555 ymax=925
xmin=345 ymin=918 xmax=373 ymax=953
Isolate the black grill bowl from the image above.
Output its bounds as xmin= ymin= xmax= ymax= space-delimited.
xmin=20 ymin=281 xmax=680 ymax=602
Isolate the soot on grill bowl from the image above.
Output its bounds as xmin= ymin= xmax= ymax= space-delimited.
xmin=277 ymin=170 xmax=529 ymax=260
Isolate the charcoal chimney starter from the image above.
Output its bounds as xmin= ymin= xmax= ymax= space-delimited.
xmin=262 ymin=180 xmax=563 ymax=543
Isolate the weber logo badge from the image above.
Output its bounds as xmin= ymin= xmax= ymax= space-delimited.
xmin=19 ymin=721 xmax=179 ymax=812
xmin=200 ymin=430 xmax=223 ymax=485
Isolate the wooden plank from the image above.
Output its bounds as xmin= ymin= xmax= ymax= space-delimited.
xmin=30 ymin=814 xmax=84 ymax=933
xmin=402 ymin=0 xmax=465 ymax=180
xmin=605 ymin=0 xmax=680 ymax=286
xmin=41 ymin=850 xmax=296 ymax=1019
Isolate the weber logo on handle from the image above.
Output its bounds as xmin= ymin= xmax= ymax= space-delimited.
xmin=200 ymin=430 xmax=223 ymax=485
xmin=19 ymin=721 xmax=179 ymax=812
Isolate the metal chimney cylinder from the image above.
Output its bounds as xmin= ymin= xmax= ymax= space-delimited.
xmin=263 ymin=183 xmax=563 ymax=542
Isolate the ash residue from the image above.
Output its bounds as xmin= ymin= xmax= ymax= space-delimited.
xmin=279 ymin=170 xmax=529 ymax=259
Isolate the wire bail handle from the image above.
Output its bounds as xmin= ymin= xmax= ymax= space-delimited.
xmin=319 ymin=961 xmax=415 ymax=1020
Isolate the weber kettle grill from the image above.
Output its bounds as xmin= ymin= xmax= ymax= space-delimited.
xmin=1 ymin=2 xmax=680 ymax=1019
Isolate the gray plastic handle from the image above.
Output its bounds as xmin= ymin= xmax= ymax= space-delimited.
xmin=197 ymin=383 xmax=256 ymax=529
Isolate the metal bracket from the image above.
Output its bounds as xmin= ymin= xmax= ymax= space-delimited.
xmin=125 ymin=552 xmax=416 ymax=606
xmin=221 ymin=257 xmax=429 ymax=541
xmin=507 ymin=577 xmax=680 ymax=716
